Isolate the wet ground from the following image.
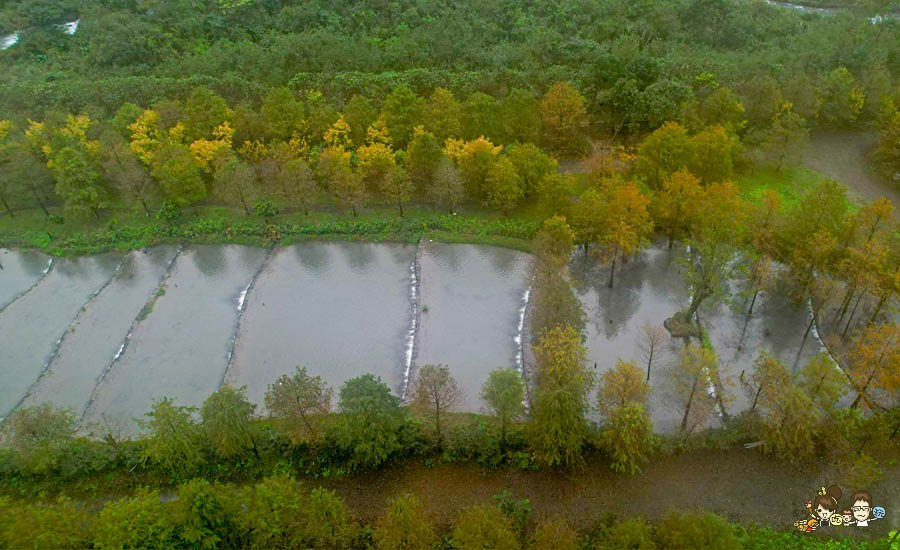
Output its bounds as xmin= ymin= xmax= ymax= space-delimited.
xmin=804 ymin=131 xmax=900 ymax=212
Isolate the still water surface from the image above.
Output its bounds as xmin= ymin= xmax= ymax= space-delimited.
xmin=0 ymin=242 xmax=825 ymax=433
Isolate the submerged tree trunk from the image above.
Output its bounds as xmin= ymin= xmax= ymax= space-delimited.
xmin=842 ymin=291 xmax=866 ymax=337
xmin=794 ymin=315 xmax=815 ymax=368
xmin=608 ymin=252 xmax=617 ymax=288
xmin=747 ymin=287 xmax=760 ymax=318
xmin=680 ymin=379 xmax=698 ymax=432
xmin=869 ymin=293 xmax=889 ymax=326
xmin=835 ymin=284 xmax=857 ymax=325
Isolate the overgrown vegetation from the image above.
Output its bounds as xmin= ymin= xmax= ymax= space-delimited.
xmin=1 ymin=481 xmax=897 ymax=549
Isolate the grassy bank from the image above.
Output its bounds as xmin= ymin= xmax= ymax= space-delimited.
xmin=0 ymin=203 xmax=540 ymax=256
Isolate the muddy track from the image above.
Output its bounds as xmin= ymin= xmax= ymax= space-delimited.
xmin=803 ymin=132 xmax=900 ymax=214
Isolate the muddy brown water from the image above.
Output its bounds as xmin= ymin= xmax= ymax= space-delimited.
xmin=320 ymin=451 xmax=899 ymax=540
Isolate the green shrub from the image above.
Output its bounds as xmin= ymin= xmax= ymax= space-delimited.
xmin=94 ymin=488 xmax=176 ymax=549
xmin=493 ymin=489 xmax=532 ymax=541
xmin=445 ymin=417 xmax=503 ymax=467
xmin=243 ymin=476 xmax=307 ymax=549
xmin=334 ymin=374 xmax=409 ymax=471
xmin=655 ymin=511 xmax=739 ymax=550
xmin=593 ymin=518 xmax=656 ymax=550
xmin=452 ymin=504 xmax=520 ymax=550
xmin=171 ymin=479 xmax=244 ymax=549
xmin=296 ymin=488 xmax=354 ymax=549
xmin=0 ymin=497 xmax=92 ymax=549
xmin=2 ymin=403 xmax=76 ymax=475
xmin=373 ymin=494 xmax=436 ymax=550
xmin=531 ymin=517 xmax=579 ymax=550
xmin=601 ymin=403 xmax=654 ymax=475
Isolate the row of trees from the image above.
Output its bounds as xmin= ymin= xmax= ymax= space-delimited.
xmin=1 ymin=478 xmax=820 ymax=550
xmin=0 ymin=83 xmax=588 ymax=218
xmin=0 ymin=64 xmax=879 ymax=223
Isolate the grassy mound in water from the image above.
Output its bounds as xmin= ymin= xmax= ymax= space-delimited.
xmin=665 ymin=310 xmax=702 ymax=338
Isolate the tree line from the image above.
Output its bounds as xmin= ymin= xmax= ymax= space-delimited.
xmin=3 ymin=479 xmax=889 ymax=549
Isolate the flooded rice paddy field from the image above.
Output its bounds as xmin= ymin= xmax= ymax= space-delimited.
xmin=0 ymin=241 xmax=831 ymax=433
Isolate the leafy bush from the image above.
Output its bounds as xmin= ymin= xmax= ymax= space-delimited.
xmin=493 ymin=489 xmax=532 ymax=542
xmin=0 ymin=497 xmax=92 ymax=549
xmin=655 ymin=511 xmax=739 ymax=550
xmin=373 ymin=494 xmax=436 ymax=550
xmin=600 ymin=403 xmax=654 ymax=475
xmin=243 ymin=476 xmax=307 ymax=549
xmin=2 ymin=403 xmax=76 ymax=475
xmin=593 ymin=517 xmax=656 ymax=550
xmin=94 ymin=488 xmax=177 ymax=549
xmin=452 ymin=504 xmax=520 ymax=550
xmin=171 ymin=479 xmax=244 ymax=549
xmin=531 ymin=517 xmax=579 ymax=550
xmin=296 ymin=488 xmax=354 ymax=549
xmin=444 ymin=417 xmax=503 ymax=467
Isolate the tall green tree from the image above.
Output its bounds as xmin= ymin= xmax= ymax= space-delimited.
xmin=200 ymin=385 xmax=257 ymax=460
xmin=480 ymin=368 xmax=525 ymax=450
xmin=382 ymin=86 xmax=425 ymax=149
xmin=424 ymin=88 xmax=462 ymax=141
xmin=530 ymin=325 xmax=593 ymax=467
xmin=373 ymin=495 xmax=436 ymax=550
xmin=428 ymin=156 xmax=464 ymax=214
xmin=336 ymin=374 xmax=408 ymax=470
xmin=634 ymin=121 xmax=693 ymax=189
xmin=137 ymin=398 xmax=203 ymax=477
xmin=265 ymin=366 xmax=333 ymax=442
xmin=49 ymin=145 xmax=109 ymax=217
xmin=214 ymin=155 xmax=257 ymax=214
xmin=151 ymin=141 xmax=207 ymax=207
xmin=484 ymin=156 xmax=524 ymax=215
xmin=182 ymin=86 xmax=231 ymax=142
xmin=506 ymin=143 xmax=557 ymax=198
xmin=601 ymin=403 xmax=654 ymax=475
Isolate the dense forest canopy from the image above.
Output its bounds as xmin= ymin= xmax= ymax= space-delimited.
xmin=1 ymin=0 xmax=900 ymax=129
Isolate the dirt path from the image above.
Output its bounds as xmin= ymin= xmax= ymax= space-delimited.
xmin=803 ymin=131 xmax=900 ymax=212
xmin=320 ymin=450 xmax=899 ymax=540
